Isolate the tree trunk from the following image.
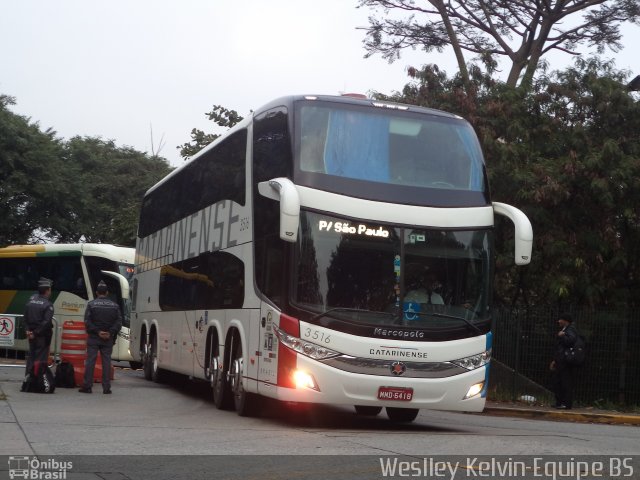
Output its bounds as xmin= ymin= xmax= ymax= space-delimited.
xmin=430 ymin=0 xmax=471 ymax=91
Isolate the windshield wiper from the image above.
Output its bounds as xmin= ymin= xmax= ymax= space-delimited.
xmin=431 ymin=312 xmax=483 ymax=334
xmin=310 ymin=307 xmax=395 ymax=323
xmin=404 ymin=310 xmax=483 ymax=334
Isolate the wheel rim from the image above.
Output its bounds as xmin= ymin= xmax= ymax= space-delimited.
xmin=152 ymin=340 xmax=158 ymax=373
xmin=209 ymin=356 xmax=220 ymax=387
xmin=230 ymin=357 xmax=243 ymax=395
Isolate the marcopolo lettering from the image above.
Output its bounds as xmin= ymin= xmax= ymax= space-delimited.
xmin=373 ymin=328 xmax=425 ymax=339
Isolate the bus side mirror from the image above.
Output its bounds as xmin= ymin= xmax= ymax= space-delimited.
xmin=492 ymin=202 xmax=533 ymax=266
xmin=101 ymin=270 xmax=130 ymax=300
xmin=258 ymin=178 xmax=300 ymax=242
xmin=101 ymin=270 xmax=131 ymax=328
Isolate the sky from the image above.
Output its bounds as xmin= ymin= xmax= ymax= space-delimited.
xmin=1 ymin=1 xmax=639 ymax=167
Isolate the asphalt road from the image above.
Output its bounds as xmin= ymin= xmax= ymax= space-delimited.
xmin=2 ymin=364 xmax=639 ymax=479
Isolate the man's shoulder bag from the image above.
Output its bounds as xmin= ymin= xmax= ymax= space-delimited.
xmin=564 ymin=334 xmax=587 ymax=366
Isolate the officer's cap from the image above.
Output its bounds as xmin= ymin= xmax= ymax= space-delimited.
xmin=97 ymin=280 xmax=108 ymax=293
xmin=38 ymin=277 xmax=52 ymax=289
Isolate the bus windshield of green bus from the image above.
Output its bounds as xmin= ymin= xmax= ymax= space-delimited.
xmin=297 ymin=102 xmax=485 ymax=192
xmin=0 ymin=255 xmax=87 ymax=301
xmin=292 ymin=211 xmax=492 ymax=330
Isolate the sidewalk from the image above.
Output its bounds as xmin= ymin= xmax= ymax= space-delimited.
xmin=483 ymin=400 xmax=640 ymax=426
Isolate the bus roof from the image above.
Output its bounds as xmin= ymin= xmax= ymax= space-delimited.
xmin=143 ymin=94 xmax=466 ymax=200
xmin=253 ymin=94 xmax=465 ymax=121
xmin=0 ymin=244 xmax=135 ymax=263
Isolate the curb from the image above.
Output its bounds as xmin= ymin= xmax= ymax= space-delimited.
xmin=483 ymin=406 xmax=640 ymax=426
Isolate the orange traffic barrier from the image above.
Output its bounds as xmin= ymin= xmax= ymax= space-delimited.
xmin=60 ymin=321 xmax=114 ymax=385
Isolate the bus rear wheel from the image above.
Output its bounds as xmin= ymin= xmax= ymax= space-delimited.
xmin=230 ymin=340 xmax=259 ymax=417
xmin=386 ymin=407 xmax=419 ymax=423
xmin=149 ymin=334 xmax=164 ymax=383
xmin=211 ymin=351 xmax=232 ymax=410
xmin=142 ymin=340 xmax=152 ymax=380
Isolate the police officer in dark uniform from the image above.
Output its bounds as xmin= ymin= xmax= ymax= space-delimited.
xmin=79 ymin=280 xmax=122 ymax=394
xmin=550 ymin=312 xmax=578 ymax=409
xmin=23 ymin=277 xmax=55 ymax=377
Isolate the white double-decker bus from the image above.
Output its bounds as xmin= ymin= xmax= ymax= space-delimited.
xmin=132 ymin=94 xmax=532 ymax=422
xmin=0 ymin=243 xmax=136 ymax=366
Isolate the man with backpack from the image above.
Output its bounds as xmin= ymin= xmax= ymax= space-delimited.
xmin=23 ymin=278 xmax=55 ymax=375
xmin=78 ymin=280 xmax=122 ymax=394
xmin=21 ymin=277 xmax=56 ymax=393
xmin=549 ymin=312 xmax=579 ymax=409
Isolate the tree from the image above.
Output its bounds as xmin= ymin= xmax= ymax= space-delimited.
xmin=375 ymin=58 xmax=640 ymax=308
xmin=62 ymin=137 xmax=173 ymax=246
xmin=0 ymin=95 xmax=69 ymax=245
xmin=0 ymin=96 xmax=172 ymax=246
xmin=178 ymin=105 xmax=244 ymax=159
xmin=359 ymin=0 xmax=640 ymax=89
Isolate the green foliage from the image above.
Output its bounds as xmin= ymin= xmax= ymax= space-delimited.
xmin=0 ymin=96 xmax=172 ymax=247
xmin=1 ymin=95 xmax=67 ymax=245
xmin=178 ymin=105 xmax=244 ymax=159
xmin=62 ymin=137 xmax=173 ymax=245
xmin=376 ymin=58 xmax=640 ymax=308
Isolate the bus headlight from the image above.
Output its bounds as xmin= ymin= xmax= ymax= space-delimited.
xmin=293 ymin=370 xmax=319 ymax=391
xmin=464 ymin=381 xmax=485 ymax=399
xmin=273 ymin=326 xmax=341 ymax=360
xmin=451 ymin=349 xmax=491 ymax=371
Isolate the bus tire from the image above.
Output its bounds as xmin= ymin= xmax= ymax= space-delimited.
xmin=354 ymin=405 xmax=382 ymax=416
xmin=213 ymin=367 xmax=233 ymax=410
xmin=150 ymin=333 xmax=164 ymax=383
xmin=386 ymin=407 xmax=419 ymax=423
xmin=210 ymin=341 xmax=232 ymax=410
xmin=143 ymin=340 xmax=153 ymax=381
xmin=230 ymin=339 xmax=259 ymax=417
xmin=129 ymin=361 xmax=143 ymax=370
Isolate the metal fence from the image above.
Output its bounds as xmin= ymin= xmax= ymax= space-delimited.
xmin=491 ymin=305 xmax=640 ymax=406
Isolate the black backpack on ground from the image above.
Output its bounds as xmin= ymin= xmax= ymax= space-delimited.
xmin=55 ymin=361 xmax=76 ymax=388
xmin=21 ymin=362 xmax=56 ymax=394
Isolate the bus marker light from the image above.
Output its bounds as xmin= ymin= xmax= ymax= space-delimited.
xmin=464 ymin=381 xmax=485 ymax=399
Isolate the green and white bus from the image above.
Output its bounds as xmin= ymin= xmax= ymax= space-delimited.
xmin=132 ymin=94 xmax=532 ymax=422
xmin=0 ymin=243 xmax=136 ymax=366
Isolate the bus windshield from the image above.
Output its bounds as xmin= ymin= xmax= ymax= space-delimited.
xmin=292 ymin=211 xmax=492 ymax=330
xmin=296 ymin=101 xmax=485 ymax=192
xmin=0 ymin=254 xmax=87 ymax=299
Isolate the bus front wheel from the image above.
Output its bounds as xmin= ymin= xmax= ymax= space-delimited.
xmin=386 ymin=407 xmax=419 ymax=423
